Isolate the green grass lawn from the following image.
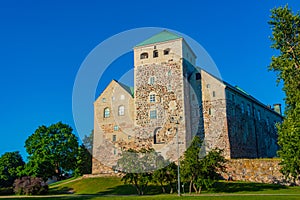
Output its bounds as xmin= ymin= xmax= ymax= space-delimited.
xmin=1 ymin=176 xmax=300 ymax=199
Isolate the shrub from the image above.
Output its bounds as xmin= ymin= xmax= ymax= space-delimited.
xmin=0 ymin=187 xmax=14 ymax=195
xmin=13 ymin=176 xmax=48 ymax=195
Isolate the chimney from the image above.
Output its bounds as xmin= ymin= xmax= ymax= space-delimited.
xmin=273 ymin=104 xmax=282 ymax=115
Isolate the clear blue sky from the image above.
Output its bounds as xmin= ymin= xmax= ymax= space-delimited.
xmin=0 ymin=0 xmax=299 ymax=160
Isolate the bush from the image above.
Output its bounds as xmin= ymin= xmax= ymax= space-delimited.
xmin=0 ymin=187 xmax=14 ymax=195
xmin=13 ymin=176 xmax=48 ymax=195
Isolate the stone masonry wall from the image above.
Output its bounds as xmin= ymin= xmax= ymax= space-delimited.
xmin=221 ymin=159 xmax=286 ymax=184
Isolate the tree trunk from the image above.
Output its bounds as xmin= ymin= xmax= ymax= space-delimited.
xmin=169 ymin=183 xmax=173 ymax=194
xmin=160 ymin=182 xmax=165 ymax=193
xmin=189 ymin=181 xmax=193 ymax=194
xmin=193 ymin=183 xmax=198 ymax=194
xmin=198 ymin=186 xmax=202 ymax=194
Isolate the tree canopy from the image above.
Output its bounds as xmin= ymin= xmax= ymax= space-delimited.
xmin=269 ymin=5 xmax=300 ymax=183
xmin=0 ymin=151 xmax=24 ymax=187
xmin=24 ymin=122 xmax=78 ymax=180
xmin=181 ymin=136 xmax=226 ymax=194
xmin=75 ymin=130 xmax=93 ymax=175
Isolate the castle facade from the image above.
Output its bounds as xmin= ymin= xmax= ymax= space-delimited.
xmin=92 ymin=31 xmax=282 ymax=174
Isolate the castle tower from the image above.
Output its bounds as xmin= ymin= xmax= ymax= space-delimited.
xmin=133 ymin=30 xmax=203 ymax=160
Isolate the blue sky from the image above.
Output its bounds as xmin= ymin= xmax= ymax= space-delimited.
xmin=0 ymin=0 xmax=299 ymax=160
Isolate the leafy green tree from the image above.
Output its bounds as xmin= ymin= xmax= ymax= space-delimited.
xmin=21 ymin=160 xmax=54 ymax=182
xmin=0 ymin=151 xmax=25 ymax=187
xmin=75 ymin=131 xmax=93 ymax=176
xmin=117 ymin=148 xmax=161 ymax=195
xmin=181 ymin=136 xmax=226 ymax=194
xmin=121 ymin=172 xmax=152 ymax=195
xmin=193 ymin=149 xmax=226 ymax=193
xmin=24 ymin=122 xmax=79 ymax=180
xmin=153 ymin=162 xmax=177 ymax=194
xmin=269 ymin=5 xmax=300 ymax=183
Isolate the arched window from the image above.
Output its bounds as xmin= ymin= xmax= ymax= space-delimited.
xmin=153 ymin=50 xmax=158 ymax=58
xmin=104 ymin=107 xmax=110 ymax=118
xmin=118 ymin=105 xmax=125 ymax=116
xmin=164 ymin=48 xmax=170 ymax=55
xmin=153 ymin=127 xmax=162 ymax=144
xmin=140 ymin=52 xmax=148 ymax=59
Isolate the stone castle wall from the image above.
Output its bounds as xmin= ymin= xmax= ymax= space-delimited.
xmin=225 ymin=86 xmax=282 ymax=158
xmin=221 ymin=159 xmax=287 ymax=184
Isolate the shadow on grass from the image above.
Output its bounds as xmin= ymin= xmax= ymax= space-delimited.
xmin=96 ymin=184 xmax=163 ymax=196
xmin=212 ymin=181 xmax=287 ymax=193
xmin=48 ymin=186 xmax=75 ymax=195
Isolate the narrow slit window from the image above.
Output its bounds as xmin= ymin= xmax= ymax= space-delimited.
xmin=153 ymin=50 xmax=158 ymax=58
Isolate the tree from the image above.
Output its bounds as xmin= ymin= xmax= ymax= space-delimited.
xmin=269 ymin=5 xmax=300 ymax=183
xmin=117 ymin=148 xmax=161 ymax=195
xmin=21 ymin=160 xmax=54 ymax=182
xmin=0 ymin=151 xmax=25 ymax=187
xmin=75 ymin=131 xmax=93 ymax=176
xmin=181 ymin=136 xmax=226 ymax=194
xmin=153 ymin=162 xmax=177 ymax=194
xmin=24 ymin=122 xmax=79 ymax=180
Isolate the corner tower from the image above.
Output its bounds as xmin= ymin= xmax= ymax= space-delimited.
xmin=133 ymin=30 xmax=203 ymax=160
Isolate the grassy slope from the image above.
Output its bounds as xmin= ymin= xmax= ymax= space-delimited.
xmin=49 ymin=176 xmax=137 ymax=195
xmin=50 ymin=177 xmax=300 ymax=195
xmin=3 ymin=177 xmax=297 ymax=199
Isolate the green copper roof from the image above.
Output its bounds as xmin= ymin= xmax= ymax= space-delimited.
xmin=235 ymin=86 xmax=249 ymax=96
xmin=135 ymin=30 xmax=182 ymax=47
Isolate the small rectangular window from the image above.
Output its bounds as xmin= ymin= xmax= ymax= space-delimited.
xmin=164 ymin=49 xmax=170 ymax=55
xmin=112 ymin=135 xmax=116 ymax=142
xmin=212 ymin=91 xmax=216 ymax=97
xmin=247 ymin=104 xmax=251 ymax=116
xmin=150 ymin=94 xmax=156 ymax=103
xmin=114 ymin=125 xmax=119 ymax=131
xmin=149 ymin=77 xmax=155 ymax=85
xmin=241 ymin=102 xmax=245 ymax=113
xmin=150 ymin=110 xmax=157 ymax=119
xmin=257 ymin=110 xmax=261 ymax=120
xmin=102 ymin=98 xmax=106 ymax=102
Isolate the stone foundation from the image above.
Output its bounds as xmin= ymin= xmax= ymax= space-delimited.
xmin=220 ymin=159 xmax=290 ymax=184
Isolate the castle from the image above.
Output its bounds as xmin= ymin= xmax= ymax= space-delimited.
xmin=92 ymin=30 xmax=283 ymax=174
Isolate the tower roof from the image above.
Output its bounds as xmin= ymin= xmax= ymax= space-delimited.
xmin=135 ymin=30 xmax=182 ymax=47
